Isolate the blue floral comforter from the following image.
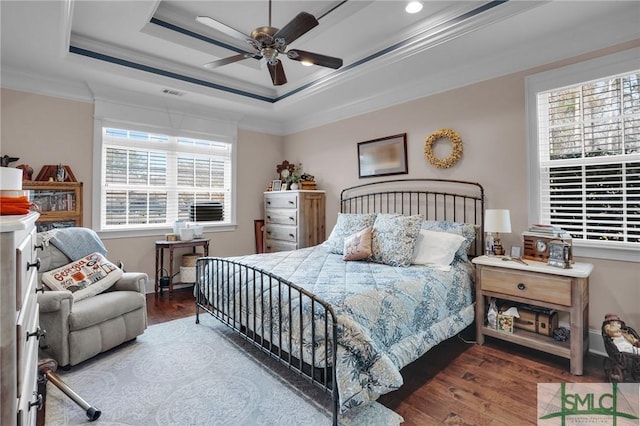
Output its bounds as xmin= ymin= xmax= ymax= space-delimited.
xmin=199 ymin=242 xmax=475 ymax=412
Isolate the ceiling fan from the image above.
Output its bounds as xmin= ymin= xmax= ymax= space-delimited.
xmin=196 ymin=0 xmax=343 ymax=86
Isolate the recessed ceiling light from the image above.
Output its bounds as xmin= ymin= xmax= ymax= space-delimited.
xmin=405 ymin=1 xmax=423 ymax=14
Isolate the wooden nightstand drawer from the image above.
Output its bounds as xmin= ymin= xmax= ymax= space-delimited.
xmin=481 ymin=267 xmax=571 ymax=306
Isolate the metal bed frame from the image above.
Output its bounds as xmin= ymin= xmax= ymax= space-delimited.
xmin=195 ymin=179 xmax=485 ymax=425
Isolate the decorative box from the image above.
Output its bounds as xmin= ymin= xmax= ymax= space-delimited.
xmin=497 ymin=312 xmax=514 ymax=333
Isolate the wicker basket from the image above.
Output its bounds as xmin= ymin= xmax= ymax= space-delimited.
xmin=182 ymin=253 xmax=200 ymax=267
xmin=601 ymin=319 xmax=640 ymax=382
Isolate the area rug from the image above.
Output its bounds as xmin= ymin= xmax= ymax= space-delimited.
xmin=45 ymin=315 xmax=404 ymax=426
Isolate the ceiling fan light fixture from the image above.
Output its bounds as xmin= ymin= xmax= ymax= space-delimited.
xmin=300 ymin=60 xmax=313 ymax=67
xmin=405 ymin=1 xmax=423 ymax=14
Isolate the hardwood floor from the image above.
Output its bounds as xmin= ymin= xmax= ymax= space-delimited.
xmin=149 ymin=287 xmax=608 ymax=425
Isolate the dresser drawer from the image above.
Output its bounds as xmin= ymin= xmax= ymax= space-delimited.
xmin=16 ymin=286 xmax=38 ymax=396
xmin=17 ymin=308 xmax=40 ymax=426
xmin=16 ymin=228 xmax=36 ymax=310
xmin=264 ymin=239 xmax=297 ymax=253
xmin=480 ymin=267 xmax=571 ymax=306
xmin=264 ymin=224 xmax=297 ymax=243
xmin=265 ymin=209 xmax=297 ymax=226
xmin=265 ymin=193 xmax=298 ymax=209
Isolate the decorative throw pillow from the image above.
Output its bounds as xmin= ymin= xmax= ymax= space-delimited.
xmin=412 ymin=229 xmax=466 ymax=266
xmin=41 ymin=252 xmax=123 ymax=301
xmin=343 ymin=227 xmax=373 ymax=261
xmin=326 ymin=213 xmax=377 ymax=255
xmin=421 ymin=220 xmax=478 ymax=260
xmin=370 ymin=214 xmax=423 ymax=267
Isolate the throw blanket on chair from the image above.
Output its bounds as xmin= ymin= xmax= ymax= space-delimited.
xmin=44 ymin=228 xmax=107 ymax=261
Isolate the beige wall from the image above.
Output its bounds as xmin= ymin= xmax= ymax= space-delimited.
xmin=283 ymin=45 xmax=639 ymax=332
xmin=1 ymin=89 xmax=284 ymax=284
xmin=1 ymin=41 xmax=637 ymax=334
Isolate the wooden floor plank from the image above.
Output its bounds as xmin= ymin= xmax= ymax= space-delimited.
xmin=39 ymin=287 xmax=608 ymax=426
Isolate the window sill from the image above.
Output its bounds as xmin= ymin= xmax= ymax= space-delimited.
xmin=572 ymin=242 xmax=639 ymax=263
xmin=98 ymin=224 xmax=237 ymax=240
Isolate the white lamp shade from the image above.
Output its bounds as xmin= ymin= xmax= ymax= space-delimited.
xmin=485 ymin=209 xmax=511 ymax=233
xmin=0 ymin=167 xmax=22 ymax=190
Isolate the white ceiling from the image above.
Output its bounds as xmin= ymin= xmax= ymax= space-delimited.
xmin=1 ymin=1 xmax=639 ymax=135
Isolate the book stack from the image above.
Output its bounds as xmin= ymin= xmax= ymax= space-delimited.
xmin=300 ymin=181 xmax=317 ymax=190
xmin=522 ymin=224 xmax=571 ymax=239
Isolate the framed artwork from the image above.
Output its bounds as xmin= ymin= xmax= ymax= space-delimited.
xmin=272 ymin=180 xmax=282 ymax=191
xmin=357 ymin=133 xmax=408 ymax=178
xmin=510 ymin=246 xmax=522 ymax=258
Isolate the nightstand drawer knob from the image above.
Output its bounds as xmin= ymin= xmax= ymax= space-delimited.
xmin=517 ymin=283 xmax=526 ymax=291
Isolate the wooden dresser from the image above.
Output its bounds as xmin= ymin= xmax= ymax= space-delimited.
xmin=1 ymin=212 xmax=43 ymax=426
xmin=264 ymin=190 xmax=326 ymax=252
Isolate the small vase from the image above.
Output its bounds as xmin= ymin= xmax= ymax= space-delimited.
xmin=290 ymin=182 xmax=299 ymax=190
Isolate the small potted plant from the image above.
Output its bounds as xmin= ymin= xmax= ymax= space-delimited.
xmin=286 ymin=163 xmax=302 ymax=190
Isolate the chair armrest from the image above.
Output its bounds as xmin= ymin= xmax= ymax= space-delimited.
xmin=37 ymin=290 xmax=73 ymax=313
xmin=110 ymin=272 xmax=148 ymax=294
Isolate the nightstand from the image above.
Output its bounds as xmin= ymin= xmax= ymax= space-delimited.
xmin=472 ymin=255 xmax=593 ymax=375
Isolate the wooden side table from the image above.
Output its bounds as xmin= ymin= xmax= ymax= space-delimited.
xmin=472 ymin=255 xmax=593 ymax=375
xmin=155 ymin=239 xmax=209 ymax=295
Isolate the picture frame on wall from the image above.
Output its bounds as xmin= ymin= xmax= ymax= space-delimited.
xmin=357 ymin=133 xmax=408 ymax=178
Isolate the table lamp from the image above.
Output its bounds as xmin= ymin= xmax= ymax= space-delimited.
xmin=485 ymin=209 xmax=511 ymax=256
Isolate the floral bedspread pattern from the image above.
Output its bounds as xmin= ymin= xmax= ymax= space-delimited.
xmin=199 ymin=243 xmax=475 ymax=412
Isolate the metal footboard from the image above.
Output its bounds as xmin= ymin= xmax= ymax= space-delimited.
xmin=195 ymin=257 xmax=339 ymax=425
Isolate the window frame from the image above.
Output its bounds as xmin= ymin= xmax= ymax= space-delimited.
xmin=525 ymin=47 xmax=640 ymax=262
xmin=92 ymin=101 xmax=238 ymax=239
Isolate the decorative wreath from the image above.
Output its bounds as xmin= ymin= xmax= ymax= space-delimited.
xmin=424 ymin=129 xmax=463 ymax=169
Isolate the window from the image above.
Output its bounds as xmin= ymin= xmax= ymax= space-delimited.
xmin=527 ymin=48 xmax=640 ymax=262
xmin=97 ymin=126 xmax=234 ymax=234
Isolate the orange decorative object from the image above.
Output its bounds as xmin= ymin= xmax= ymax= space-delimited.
xmin=0 ymin=195 xmax=34 ymax=215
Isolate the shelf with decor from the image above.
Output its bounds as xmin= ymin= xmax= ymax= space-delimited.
xmin=23 ymin=181 xmax=83 ymax=231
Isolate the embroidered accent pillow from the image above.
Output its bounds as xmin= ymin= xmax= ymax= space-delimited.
xmin=326 ymin=213 xmax=377 ymax=255
xmin=41 ymin=252 xmax=123 ymax=301
xmin=370 ymin=214 xmax=423 ymax=267
xmin=412 ymin=229 xmax=466 ymax=266
xmin=343 ymin=227 xmax=373 ymax=261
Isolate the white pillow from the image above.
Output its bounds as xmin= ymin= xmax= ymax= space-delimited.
xmin=41 ymin=252 xmax=123 ymax=301
xmin=412 ymin=229 xmax=466 ymax=267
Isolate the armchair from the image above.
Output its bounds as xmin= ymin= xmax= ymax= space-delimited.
xmin=36 ymin=230 xmax=148 ymax=367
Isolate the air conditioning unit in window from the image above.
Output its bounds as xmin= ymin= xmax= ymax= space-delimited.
xmin=189 ymin=202 xmax=224 ymax=222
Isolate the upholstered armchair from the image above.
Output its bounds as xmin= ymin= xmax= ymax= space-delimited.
xmin=36 ymin=228 xmax=148 ymax=367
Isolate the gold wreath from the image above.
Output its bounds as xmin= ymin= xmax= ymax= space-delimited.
xmin=424 ymin=129 xmax=463 ymax=169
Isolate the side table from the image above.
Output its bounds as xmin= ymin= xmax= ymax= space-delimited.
xmin=155 ymin=239 xmax=209 ymax=295
xmin=473 ymin=255 xmax=593 ymax=375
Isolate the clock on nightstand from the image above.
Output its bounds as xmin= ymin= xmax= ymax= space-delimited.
xmin=523 ymin=234 xmax=553 ymax=261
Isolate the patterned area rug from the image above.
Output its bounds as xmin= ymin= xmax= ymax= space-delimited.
xmin=45 ymin=315 xmax=404 ymax=425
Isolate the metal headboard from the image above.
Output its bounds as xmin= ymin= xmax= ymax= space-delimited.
xmin=340 ymin=178 xmax=485 ymax=257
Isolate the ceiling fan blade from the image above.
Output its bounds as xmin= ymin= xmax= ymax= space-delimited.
xmin=203 ymin=53 xmax=256 ymax=69
xmin=196 ymin=16 xmax=251 ymax=43
xmin=287 ymin=50 xmax=343 ymax=69
xmin=267 ymin=61 xmax=287 ymax=86
xmin=273 ymin=12 xmax=318 ymax=46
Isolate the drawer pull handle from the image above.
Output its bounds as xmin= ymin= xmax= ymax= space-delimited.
xmin=27 ymin=327 xmax=46 ymax=341
xmin=289 ymin=217 xmax=294 ymax=221
xmin=267 ymin=201 xmax=271 ymax=205
xmin=266 ymin=215 xmax=271 ymax=219
xmin=34 ymin=243 xmax=44 ymax=251
xmin=29 ymin=392 xmax=43 ymax=411
xmin=288 ymin=201 xmax=294 ymax=205
xmin=517 ymin=283 xmax=526 ymax=291
xmin=289 ymin=234 xmax=295 ymax=238
xmin=27 ymin=258 xmax=41 ymax=271
xmin=266 ymin=231 xmax=272 ymax=235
